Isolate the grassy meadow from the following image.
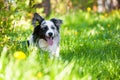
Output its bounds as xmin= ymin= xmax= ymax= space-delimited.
xmin=0 ymin=10 xmax=120 ymax=80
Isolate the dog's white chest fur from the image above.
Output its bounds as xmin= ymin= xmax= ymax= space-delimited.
xmin=29 ymin=35 xmax=60 ymax=57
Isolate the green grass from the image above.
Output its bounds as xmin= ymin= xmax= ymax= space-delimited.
xmin=0 ymin=10 xmax=120 ymax=80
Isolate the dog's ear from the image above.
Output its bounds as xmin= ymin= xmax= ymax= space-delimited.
xmin=50 ymin=18 xmax=63 ymax=28
xmin=32 ymin=13 xmax=44 ymax=27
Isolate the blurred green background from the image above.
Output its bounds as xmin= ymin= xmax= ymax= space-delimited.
xmin=0 ymin=0 xmax=120 ymax=80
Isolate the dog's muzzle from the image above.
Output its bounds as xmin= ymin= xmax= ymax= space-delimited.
xmin=45 ymin=32 xmax=54 ymax=46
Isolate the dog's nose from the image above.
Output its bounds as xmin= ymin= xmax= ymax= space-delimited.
xmin=48 ymin=32 xmax=53 ymax=37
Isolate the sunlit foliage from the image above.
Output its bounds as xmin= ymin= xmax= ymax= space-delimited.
xmin=0 ymin=0 xmax=120 ymax=80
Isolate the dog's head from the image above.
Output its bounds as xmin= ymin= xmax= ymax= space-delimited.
xmin=32 ymin=13 xmax=62 ymax=45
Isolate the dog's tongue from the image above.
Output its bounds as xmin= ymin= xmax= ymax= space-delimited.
xmin=46 ymin=37 xmax=53 ymax=46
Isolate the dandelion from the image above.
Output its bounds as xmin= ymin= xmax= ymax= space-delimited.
xmin=104 ymin=13 xmax=108 ymax=17
xmin=74 ymin=31 xmax=78 ymax=35
xmin=14 ymin=51 xmax=26 ymax=60
xmin=37 ymin=72 xmax=43 ymax=78
xmin=100 ymin=15 xmax=105 ymax=19
xmin=87 ymin=7 xmax=91 ymax=12
xmin=10 ymin=15 xmax=14 ymax=19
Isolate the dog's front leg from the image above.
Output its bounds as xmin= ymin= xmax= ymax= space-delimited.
xmin=49 ymin=46 xmax=60 ymax=58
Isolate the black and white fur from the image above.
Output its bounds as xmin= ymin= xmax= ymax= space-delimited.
xmin=28 ymin=13 xmax=62 ymax=57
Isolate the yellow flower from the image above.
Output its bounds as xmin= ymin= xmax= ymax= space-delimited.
xmin=87 ymin=7 xmax=91 ymax=12
xmin=104 ymin=13 xmax=108 ymax=17
xmin=100 ymin=15 xmax=105 ymax=19
xmin=14 ymin=51 xmax=26 ymax=60
xmin=74 ymin=31 xmax=78 ymax=35
xmin=37 ymin=72 xmax=43 ymax=78
xmin=10 ymin=15 xmax=14 ymax=19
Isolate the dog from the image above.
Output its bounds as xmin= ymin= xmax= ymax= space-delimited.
xmin=27 ymin=13 xmax=62 ymax=57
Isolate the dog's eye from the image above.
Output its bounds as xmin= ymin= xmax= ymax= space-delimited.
xmin=42 ymin=26 xmax=48 ymax=30
xmin=51 ymin=26 xmax=55 ymax=30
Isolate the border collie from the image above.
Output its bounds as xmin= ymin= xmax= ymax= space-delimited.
xmin=28 ymin=13 xmax=62 ymax=57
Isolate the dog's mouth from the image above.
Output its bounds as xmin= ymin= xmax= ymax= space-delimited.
xmin=45 ymin=36 xmax=53 ymax=46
